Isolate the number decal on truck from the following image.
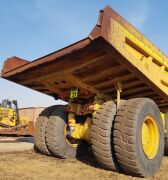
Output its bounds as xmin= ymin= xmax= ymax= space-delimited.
xmin=70 ymin=88 xmax=78 ymax=99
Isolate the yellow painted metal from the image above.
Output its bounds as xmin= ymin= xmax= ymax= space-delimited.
xmin=142 ymin=115 xmax=159 ymax=159
xmin=67 ymin=97 xmax=103 ymax=143
xmin=64 ymin=125 xmax=77 ymax=148
xmin=160 ymin=112 xmax=168 ymax=134
xmin=114 ymin=82 xmax=122 ymax=109
xmin=92 ymin=96 xmax=104 ymax=115
xmin=70 ymin=88 xmax=78 ymax=99
xmin=123 ymin=26 xmax=163 ymax=64
xmin=71 ymin=118 xmax=91 ymax=143
xmin=68 ymin=113 xmax=76 ymax=129
xmin=93 ymin=103 xmax=101 ymax=115
xmin=19 ymin=116 xmax=30 ymax=126
xmin=67 ymin=111 xmax=91 ymax=143
xmin=0 ymin=107 xmax=17 ymax=127
xmin=110 ymin=20 xmax=168 ymax=98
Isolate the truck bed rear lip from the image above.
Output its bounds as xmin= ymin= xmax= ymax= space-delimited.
xmin=1 ymin=37 xmax=91 ymax=77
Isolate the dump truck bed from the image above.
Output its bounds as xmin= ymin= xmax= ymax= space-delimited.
xmin=2 ymin=6 xmax=168 ymax=111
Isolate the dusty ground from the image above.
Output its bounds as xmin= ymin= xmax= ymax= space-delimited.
xmin=0 ymin=150 xmax=168 ymax=180
xmin=0 ymin=137 xmax=168 ymax=180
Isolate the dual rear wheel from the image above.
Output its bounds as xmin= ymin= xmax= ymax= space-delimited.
xmin=91 ymin=98 xmax=164 ymax=177
xmin=34 ymin=105 xmax=59 ymax=155
xmin=34 ymin=98 xmax=164 ymax=177
xmin=34 ymin=105 xmax=89 ymax=158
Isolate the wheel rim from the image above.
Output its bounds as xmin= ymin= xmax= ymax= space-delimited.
xmin=142 ymin=115 xmax=159 ymax=159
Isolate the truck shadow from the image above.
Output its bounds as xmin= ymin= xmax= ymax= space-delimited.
xmin=16 ymin=137 xmax=34 ymax=144
xmin=76 ymin=144 xmax=101 ymax=169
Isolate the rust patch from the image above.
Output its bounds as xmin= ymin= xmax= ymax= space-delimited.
xmin=2 ymin=57 xmax=29 ymax=74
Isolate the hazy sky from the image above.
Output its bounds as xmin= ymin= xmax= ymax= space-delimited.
xmin=0 ymin=0 xmax=168 ymax=108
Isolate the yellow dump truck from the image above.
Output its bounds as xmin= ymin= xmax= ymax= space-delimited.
xmin=1 ymin=5 xmax=168 ymax=177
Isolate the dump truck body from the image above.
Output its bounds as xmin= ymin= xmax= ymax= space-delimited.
xmin=2 ymin=6 xmax=168 ymax=112
xmin=1 ymin=5 xmax=168 ymax=178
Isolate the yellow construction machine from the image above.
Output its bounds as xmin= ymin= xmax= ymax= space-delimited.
xmin=0 ymin=99 xmax=19 ymax=127
xmin=0 ymin=99 xmax=34 ymax=135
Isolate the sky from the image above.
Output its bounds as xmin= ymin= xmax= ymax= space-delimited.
xmin=0 ymin=0 xmax=168 ymax=108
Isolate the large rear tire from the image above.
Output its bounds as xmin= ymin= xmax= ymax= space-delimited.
xmin=91 ymin=101 xmax=118 ymax=171
xmin=113 ymin=98 xmax=164 ymax=177
xmin=46 ymin=105 xmax=89 ymax=158
xmin=34 ymin=105 xmax=59 ymax=155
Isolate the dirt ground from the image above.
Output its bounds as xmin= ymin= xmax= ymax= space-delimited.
xmin=0 ymin=150 xmax=168 ymax=180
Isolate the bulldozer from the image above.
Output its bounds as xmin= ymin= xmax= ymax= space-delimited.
xmin=0 ymin=99 xmax=35 ymax=136
xmin=0 ymin=99 xmax=19 ymax=127
xmin=2 ymin=5 xmax=168 ymax=178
